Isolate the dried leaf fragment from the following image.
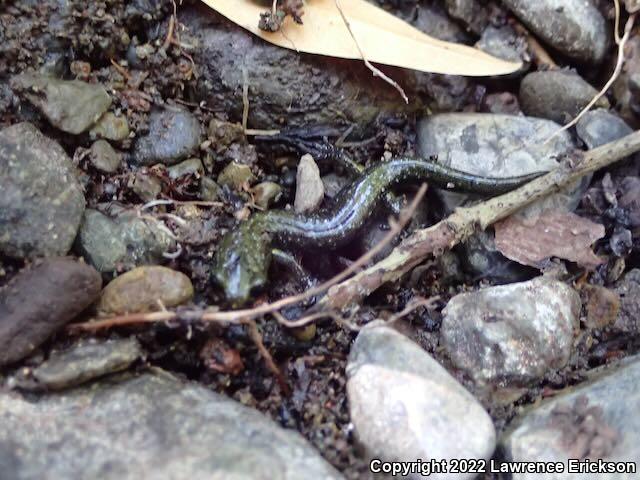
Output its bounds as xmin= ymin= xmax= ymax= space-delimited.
xmin=494 ymin=210 xmax=605 ymax=269
xmin=200 ymin=0 xmax=522 ymax=76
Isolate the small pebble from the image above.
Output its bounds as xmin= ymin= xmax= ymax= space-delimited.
xmin=252 ymin=181 xmax=282 ymax=209
xmin=217 ymin=161 xmax=255 ymax=190
xmin=89 ymin=139 xmax=122 ymax=173
xmin=90 ymin=112 xmax=130 ymax=141
xmin=294 ymin=154 xmax=324 ymax=214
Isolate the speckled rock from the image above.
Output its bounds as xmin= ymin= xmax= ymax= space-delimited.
xmin=252 ymin=181 xmax=282 ymax=209
xmin=613 ymin=269 xmax=640 ymax=333
xmin=476 ymin=25 xmax=527 ymax=64
xmin=294 ymin=154 xmax=324 ymax=214
xmin=444 ymin=0 xmax=488 ymax=34
xmin=76 ymin=208 xmax=174 ymax=273
xmin=89 ymin=112 xmax=130 ymax=141
xmin=88 ymin=139 xmax=122 ymax=173
xmin=441 ymin=277 xmax=581 ymax=388
xmin=0 ymin=372 xmax=344 ymax=480
xmin=0 ymin=258 xmax=101 ymax=366
xmin=217 ymin=161 xmax=255 ymax=189
xmin=347 ymin=325 xmax=496 ymax=478
xmin=501 ymin=0 xmax=609 ymax=65
xmin=501 ymin=355 xmax=640 ymax=479
xmin=97 ymin=266 xmax=194 ymax=315
xmin=22 ymin=338 xmax=142 ymax=391
xmin=519 ymin=70 xmax=609 ymax=124
xmin=0 ymin=122 xmax=85 ymax=259
xmin=133 ymin=106 xmax=202 ymax=166
xmin=417 ymin=113 xmax=584 ymax=280
xmin=130 ymin=169 xmax=162 ymax=201
xmin=167 ymin=158 xmax=204 ymax=179
xmin=576 ymin=109 xmax=633 ymax=149
xmin=11 ymin=74 xmax=111 ymax=134
xmin=200 ymin=176 xmax=220 ymax=201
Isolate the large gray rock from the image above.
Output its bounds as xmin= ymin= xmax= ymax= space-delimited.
xmin=0 ymin=372 xmax=344 ymax=480
xmin=347 ymin=325 xmax=496 ymax=479
xmin=0 ymin=258 xmax=102 ymax=366
xmin=11 ymin=74 xmax=111 ymax=134
xmin=519 ymin=70 xmax=609 ymax=124
xmin=182 ymin=6 xmax=467 ymax=131
xmin=441 ymin=277 xmax=581 ymax=389
xmin=0 ymin=123 xmax=85 ymax=259
xmin=501 ymin=0 xmax=609 ymax=65
xmin=133 ymin=106 xmax=202 ymax=166
xmin=76 ymin=208 xmax=174 ymax=273
xmin=501 ymin=355 xmax=640 ymax=479
xmin=417 ymin=113 xmax=579 ymax=215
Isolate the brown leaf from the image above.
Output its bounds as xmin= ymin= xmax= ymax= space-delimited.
xmin=200 ymin=0 xmax=522 ymax=76
xmin=494 ymin=210 xmax=605 ymax=269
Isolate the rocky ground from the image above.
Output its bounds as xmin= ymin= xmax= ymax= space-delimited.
xmin=1 ymin=0 xmax=640 ymax=479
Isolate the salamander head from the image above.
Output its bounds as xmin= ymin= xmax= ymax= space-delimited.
xmin=212 ymin=221 xmax=272 ymax=306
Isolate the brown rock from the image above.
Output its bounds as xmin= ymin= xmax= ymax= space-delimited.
xmin=0 ymin=258 xmax=102 ymax=366
xmin=97 ymin=266 xmax=194 ymax=315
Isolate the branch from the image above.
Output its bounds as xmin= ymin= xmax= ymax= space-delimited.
xmin=315 ymin=130 xmax=640 ymax=312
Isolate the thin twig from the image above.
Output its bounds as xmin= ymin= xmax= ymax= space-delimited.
xmin=334 ymin=0 xmax=408 ymax=103
xmin=242 ymin=67 xmax=250 ymax=132
xmin=246 ymin=319 xmax=290 ymax=394
xmin=314 ymin=131 xmax=640 ymax=312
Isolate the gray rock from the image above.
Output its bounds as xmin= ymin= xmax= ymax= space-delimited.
xmin=501 ymin=355 xmax=640 ymax=479
xmin=0 ymin=372 xmax=344 ymax=480
xmin=321 ymin=173 xmax=350 ymax=199
xmin=25 ymin=338 xmax=142 ymax=391
xmin=347 ymin=325 xmax=496 ymax=478
xmin=417 ymin=113 xmax=578 ymax=215
xmin=412 ymin=1 xmax=471 ymax=43
xmin=167 ymin=158 xmax=204 ymax=179
xmin=11 ymin=74 xmax=112 ymax=134
xmin=133 ymin=107 xmax=202 ymax=166
xmin=476 ymin=25 xmax=527 ymax=64
xmin=294 ymin=154 xmax=324 ymax=213
xmin=200 ymin=176 xmax=220 ymax=201
xmin=89 ymin=139 xmax=122 ymax=173
xmin=183 ymin=7 xmax=464 ymax=131
xmin=217 ymin=161 xmax=255 ymax=189
xmin=0 ymin=123 xmax=85 ymax=260
xmin=130 ymin=169 xmax=162 ymax=201
xmin=613 ymin=269 xmax=640 ymax=333
xmin=441 ymin=277 xmax=581 ymax=388
xmin=576 ymin=109 xmax=633 ymax=149
xmin=519 ymin=70 xmax=609 ymax=124
xmin=89 ymin=112 xmax=130 ymax=141
xmin=0 ymin=258 xmax=102 ymax=366
xmin=76 ymin=208 xmax=174 ymax=273
xmin=445 ymin=0 xmax=488 ymax=34
xmin=501 ymin=0 xmax=609 ymax=65
xmin=417 ymin=113 xmax=584 ymax=280
xmin=252 ymin=181 xmax=283 ymax=209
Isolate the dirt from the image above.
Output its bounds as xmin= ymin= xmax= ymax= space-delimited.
xmin=1 ymin=1 xmax=640 ymax=479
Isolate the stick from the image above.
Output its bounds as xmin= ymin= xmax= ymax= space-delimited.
xmin=314 ymin=130 xmax=640 ymax=312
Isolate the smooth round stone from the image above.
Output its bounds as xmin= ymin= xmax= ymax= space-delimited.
xmin=133 ymin=106 xmax=202 ymax=166
xmin=0 ymin=258 xmax=102 ymax=366
xmin=501 ymin=0 xmax=609 ymax=65
xmin=520 ymin=70 xmax=609 ymax=124
xmin=252 ymin=181 xmax=282 ymax=209
xmin=89 ymin=139 xmax=122 ymax=173
xmin=347 ymin=325 xmax=496 ymax=478
xmin=130 ymin=169 xmax=162 ymax=201
xmin=167 ymin=158 xmax=204 ymax=179
xmin=11 ymin=73 xmax=111 ymax=134
xmin=441 ymin=277 xmax=580 ymax=388
xmin=0 ymin=122 xmax=85 ymax=259
xmin=97 ymin=266 xmax=194 ymax=315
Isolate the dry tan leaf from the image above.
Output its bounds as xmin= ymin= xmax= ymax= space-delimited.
xmin=200 ymin=0 xmax=522 ymax=76
xmin=494 ymin=210 xmax=605 ymax=269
